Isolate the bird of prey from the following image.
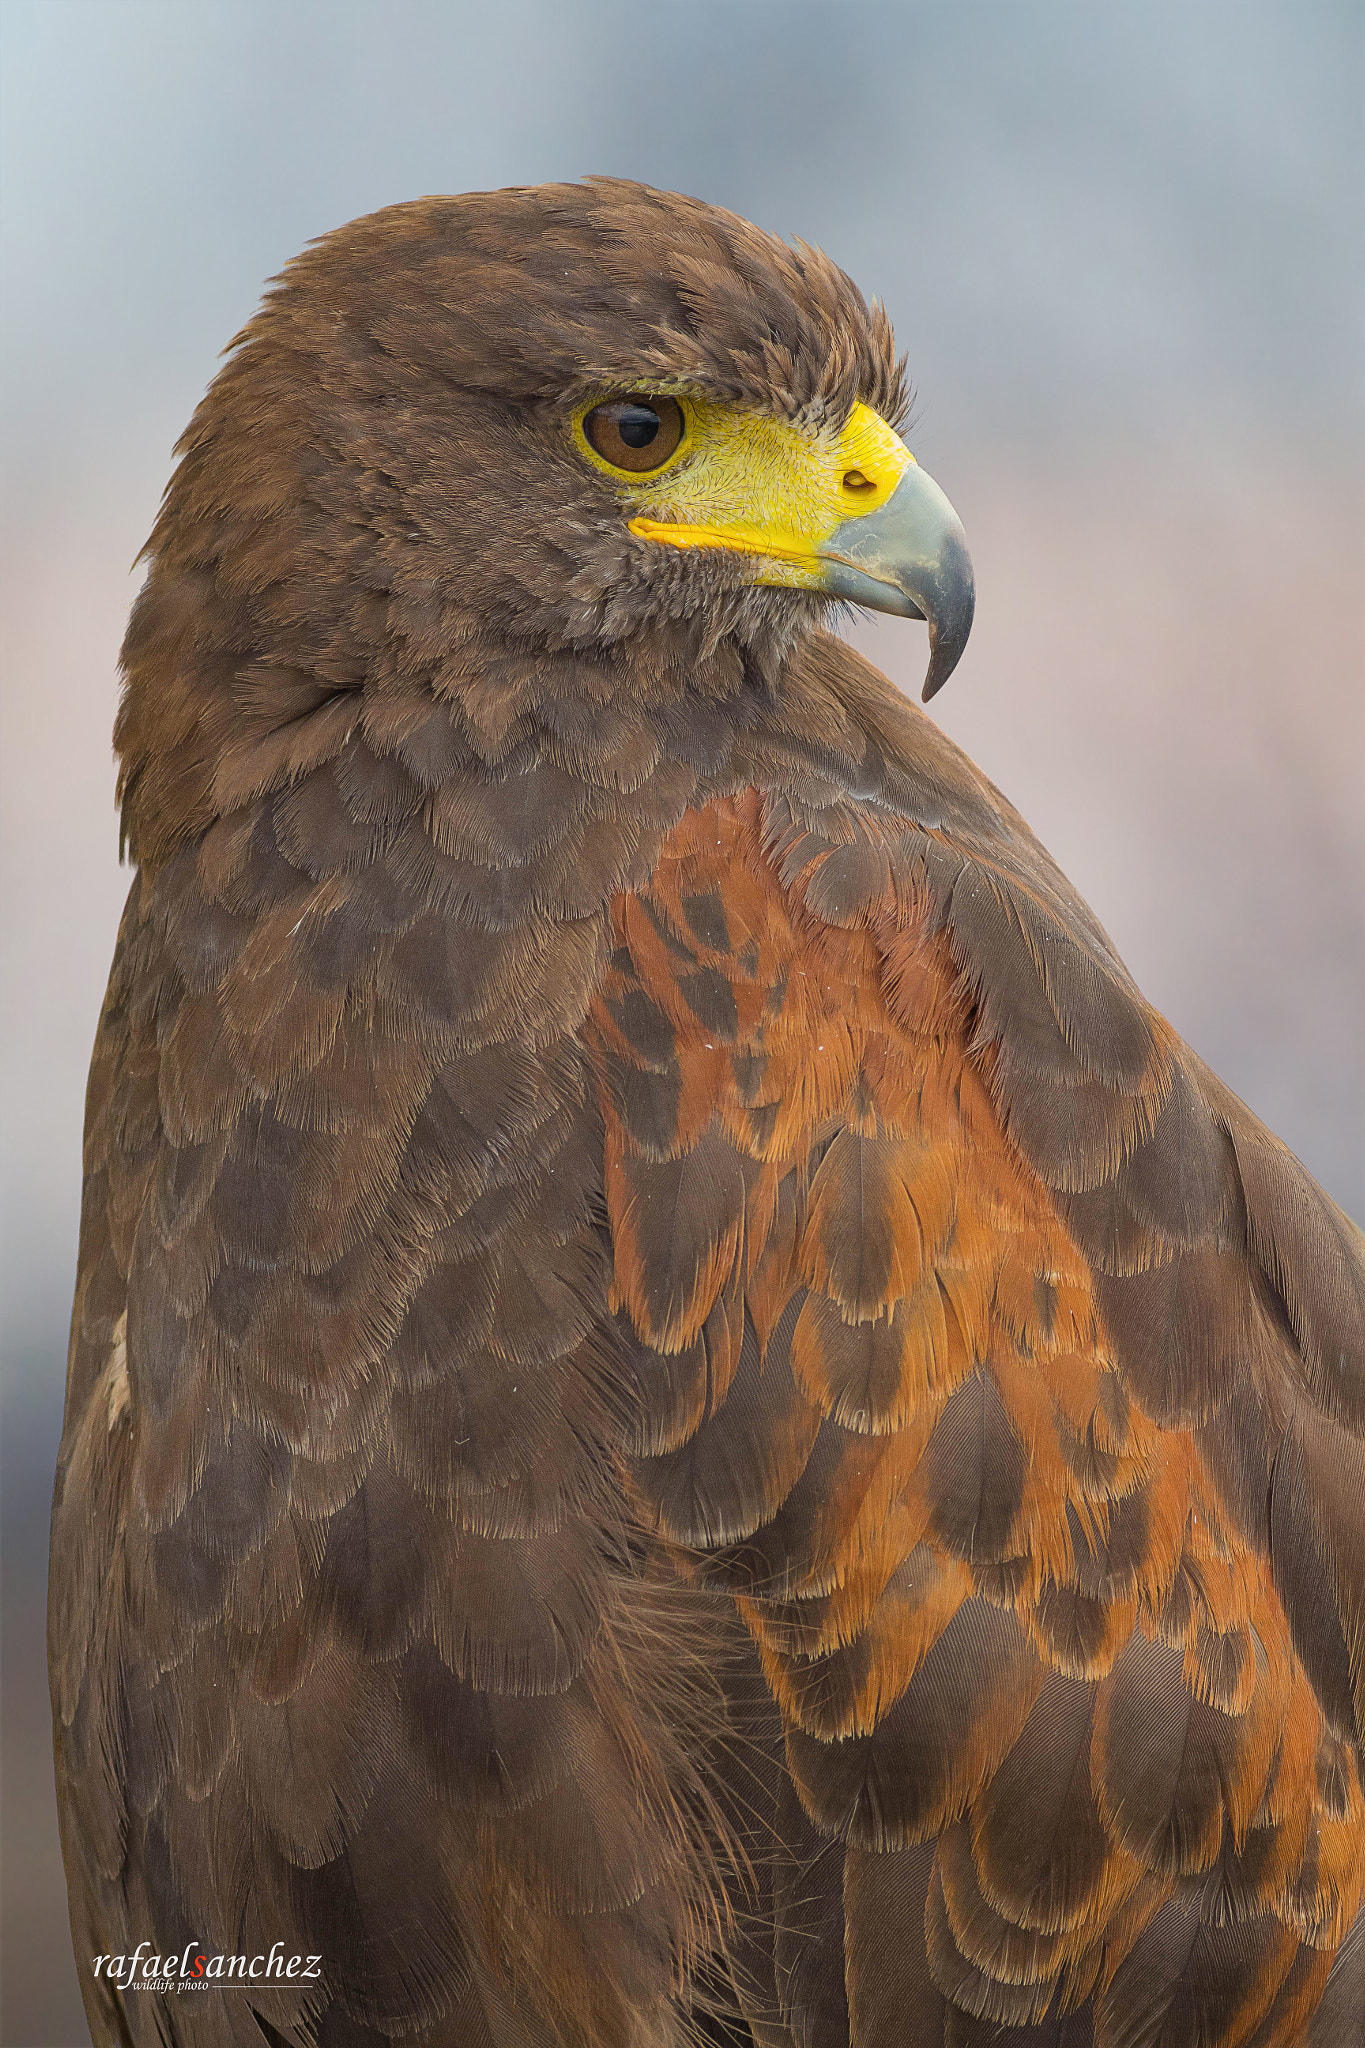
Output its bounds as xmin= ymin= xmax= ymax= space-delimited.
xmin=50 ymin=181 xmax=1364 ymax=2048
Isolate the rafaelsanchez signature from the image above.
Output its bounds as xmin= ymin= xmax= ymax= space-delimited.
xmin=92 ymin=1944 xmax=323 ymax=1990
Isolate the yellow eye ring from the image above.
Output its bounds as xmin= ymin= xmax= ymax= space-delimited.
xmin=574 ymin=394 xmax=691 ymax=481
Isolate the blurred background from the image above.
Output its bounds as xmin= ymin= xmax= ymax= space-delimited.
xmin=2 ymin=2 xmax=1361 ymax=2038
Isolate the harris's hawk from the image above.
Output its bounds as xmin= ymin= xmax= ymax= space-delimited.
xmin=50 ymin=181 xmax=1365 ymax=2048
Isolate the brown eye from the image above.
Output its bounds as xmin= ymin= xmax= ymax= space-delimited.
xmin=583 ymin=395 xmax=684 ymax=473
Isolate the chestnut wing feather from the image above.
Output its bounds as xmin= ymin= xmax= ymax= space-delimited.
xmin=599 ymin=765 xmax=1365 ymax=2048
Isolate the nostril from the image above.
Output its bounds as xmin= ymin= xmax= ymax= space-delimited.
xmin=843 ymin=469 xmax=875 ymax=494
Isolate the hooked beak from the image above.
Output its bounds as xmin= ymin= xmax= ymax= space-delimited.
xmin=814 ymin=462 xmax=975 ymax=700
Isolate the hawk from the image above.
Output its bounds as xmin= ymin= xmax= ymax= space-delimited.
xmin=50 ymin=181 xmax=1365 ymax=2048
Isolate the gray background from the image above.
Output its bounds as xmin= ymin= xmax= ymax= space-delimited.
xmin=2 ymin=3 xmax=1361 ymax=2040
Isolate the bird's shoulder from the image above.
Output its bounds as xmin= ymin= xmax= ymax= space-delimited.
xmin=605 ymin=624 xmax=1365 ymax=1747
xmin=596 ymin=633 xmax=1365 ymax=2037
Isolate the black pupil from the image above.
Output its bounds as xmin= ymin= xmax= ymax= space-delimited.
xmin=617 ymin=404 xmax=660 ymax=449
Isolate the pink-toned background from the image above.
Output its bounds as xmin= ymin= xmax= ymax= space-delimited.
xmin=2 ymin=4 xmax=1360 ymax=2040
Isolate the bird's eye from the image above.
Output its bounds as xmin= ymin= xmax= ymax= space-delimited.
xmin=583 ymin=395 xmax=685 ymax=474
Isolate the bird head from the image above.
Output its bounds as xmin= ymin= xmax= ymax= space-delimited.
xmin=117 ymin=181 xmax=973 ymax=863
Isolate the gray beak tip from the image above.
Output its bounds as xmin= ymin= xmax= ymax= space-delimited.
xmin=919 ymin=529 xmax=975 ymax=700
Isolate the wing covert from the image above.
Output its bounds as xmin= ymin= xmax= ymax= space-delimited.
xmin=596 ymin=756 xmax=1365 ymax=2048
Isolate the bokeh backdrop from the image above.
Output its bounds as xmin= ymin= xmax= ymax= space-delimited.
xmin=2 ymin=3 xmax=1361 ymax=2039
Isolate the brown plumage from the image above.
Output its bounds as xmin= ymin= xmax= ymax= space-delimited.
xmin=50 ymin=180 xmax=1365 ymax=2048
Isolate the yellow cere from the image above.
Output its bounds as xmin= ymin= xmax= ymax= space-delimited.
xmin=576 ymin=397 xmax=915 ymax=589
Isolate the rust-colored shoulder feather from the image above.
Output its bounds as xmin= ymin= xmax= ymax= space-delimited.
xmin=591 ymin=636 xmax=1365 ymax=2045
